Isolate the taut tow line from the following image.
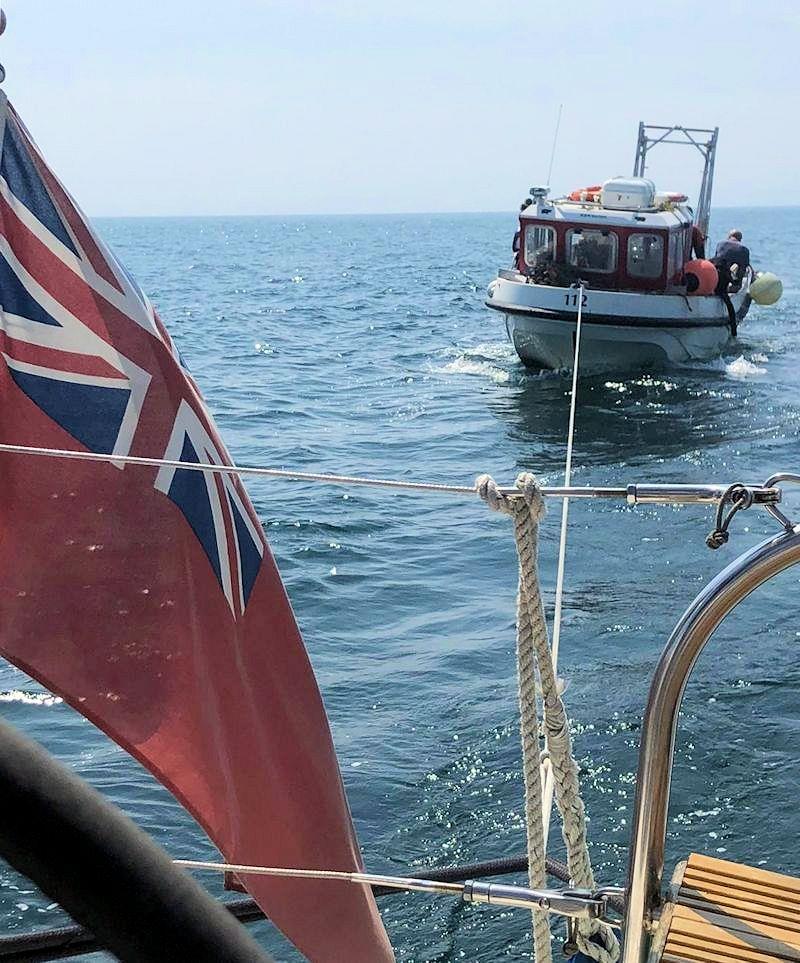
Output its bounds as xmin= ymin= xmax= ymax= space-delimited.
xmin=546 ymin=281 xmax=586 ymax=843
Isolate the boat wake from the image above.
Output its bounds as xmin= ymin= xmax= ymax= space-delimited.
xmin=434 ymin=342 xmax=516 ymax=384
xmin=676 ymin=352 xmax=770 ymax=381
xmin=723 ymin=355 xmax=768 ymax=379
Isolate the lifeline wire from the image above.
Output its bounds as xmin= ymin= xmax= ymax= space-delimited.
xmin=0 ymin=442 xmax=482 ymax=496
xmin=0 ymin=855 xmax=629 ymax=963
xmin=0 ymin=442 xmax=774 ymax=506
xmin=174 ymin=860 xmax=460 ymax=895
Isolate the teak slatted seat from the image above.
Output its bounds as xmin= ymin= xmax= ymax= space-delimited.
xmin=650 ymin=853 xmax=800 ymax=963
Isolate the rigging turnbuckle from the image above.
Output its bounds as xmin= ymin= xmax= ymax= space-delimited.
xmin=462 ymin=881 xmax=623 ymax=921
xmin=625 ymin=483 xmax=781 ymax=507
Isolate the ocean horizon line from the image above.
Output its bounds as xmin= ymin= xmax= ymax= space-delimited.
xmin=90 ymin=203 xmax=800 ymax=221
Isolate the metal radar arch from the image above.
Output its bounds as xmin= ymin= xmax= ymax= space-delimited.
xmin=632 ymin=123 xmax=718 ymax=240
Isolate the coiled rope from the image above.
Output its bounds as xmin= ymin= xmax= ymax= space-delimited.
xmin=476 ymin=473 xmax=620 ymax=963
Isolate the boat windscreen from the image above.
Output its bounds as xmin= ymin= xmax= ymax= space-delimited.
xmin=566 ymin=229 xmax=617 ymax=273
xmin=524 ymin=226 xmax=556 ymax=268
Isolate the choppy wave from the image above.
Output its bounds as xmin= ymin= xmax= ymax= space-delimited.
xmin=28 ymin=210 xmax=800 ymax=962
xmin=0 ymin=690 xmax=62 ymax=707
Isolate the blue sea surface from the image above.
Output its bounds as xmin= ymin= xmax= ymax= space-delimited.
xmin=0 ymin=208 xmax=799 ymax=961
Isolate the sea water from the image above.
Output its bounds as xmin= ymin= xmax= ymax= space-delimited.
xmin=0 ymin=208 xmax=798 ymax=961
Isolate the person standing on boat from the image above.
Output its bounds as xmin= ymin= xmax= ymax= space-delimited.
xmin=712 ymin=229 xmax=751 ymax=293
xmin=711 ymin=229 xmax=751 ymax=336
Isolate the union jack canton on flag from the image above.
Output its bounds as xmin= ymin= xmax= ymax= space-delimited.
xmin=0 ymin=91 xmax=394 ymax=963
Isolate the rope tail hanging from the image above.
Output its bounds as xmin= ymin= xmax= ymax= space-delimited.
xmin=476 ymin=474 xmax=620 ymax=963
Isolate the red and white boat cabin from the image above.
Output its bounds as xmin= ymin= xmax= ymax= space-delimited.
xmin=486 ymin=124 xmax=763 ymax=371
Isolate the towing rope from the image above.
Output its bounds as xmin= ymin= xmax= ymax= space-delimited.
xmin=477 ymin=474 xmax=620 ymax=963
xmin=552 ymin=284 xmax=585 ymax=671
xmin=545 ymin=283 xmax=586 ymax=844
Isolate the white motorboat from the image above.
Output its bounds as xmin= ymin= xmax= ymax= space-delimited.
xmin=486 ymin=124 xmax=777 ymax=371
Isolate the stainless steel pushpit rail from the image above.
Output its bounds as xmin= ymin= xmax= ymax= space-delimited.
xmin=621 ymin=522 xmax=800 ymax=963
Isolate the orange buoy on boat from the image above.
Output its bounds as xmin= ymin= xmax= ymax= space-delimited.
xmin=684 ymin=259 xmax=718 ymax=296
xmin=568 ymin=185 xmax=602 ymax=202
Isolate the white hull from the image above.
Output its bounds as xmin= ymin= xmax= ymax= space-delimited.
xmin=486 ymin=272 xmax=751 ymax=370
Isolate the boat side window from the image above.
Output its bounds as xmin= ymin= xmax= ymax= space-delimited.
xmin=524 ymin=226 xmax=556 ymax=267
xmin=627 ymin=232 xmax=664 ymax=278
xmin=566 ymin=229 xmax=617 ymax=273
xmin=667 ymin=231 xmax=682 ymax=281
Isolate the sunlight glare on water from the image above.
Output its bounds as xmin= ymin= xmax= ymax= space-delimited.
xmin=0 ymin=208 xmax=798 ymax=961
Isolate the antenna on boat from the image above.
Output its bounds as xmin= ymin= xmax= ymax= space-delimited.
xmin=545 ymin=103 xmax=563 ymax=188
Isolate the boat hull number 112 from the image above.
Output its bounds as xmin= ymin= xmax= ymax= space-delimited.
xmin=564 ymin=292 xmax=588 ymax=308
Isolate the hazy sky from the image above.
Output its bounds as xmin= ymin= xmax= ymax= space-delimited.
xmin=3 ymin=1 xmax=798 ymax=216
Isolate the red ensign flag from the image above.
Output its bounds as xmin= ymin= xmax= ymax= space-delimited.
xmin=0 ymin=93 xmax=393 ymax=962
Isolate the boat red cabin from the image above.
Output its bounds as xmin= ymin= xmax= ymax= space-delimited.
xmin=516 ymin=178 xmax=696 ymax=293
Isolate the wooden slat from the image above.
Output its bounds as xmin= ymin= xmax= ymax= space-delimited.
xmin=651 ymin=855 xmax=800 ymax=963
xmin=665 ymin=930 xmax=791 ymax=963
xmin=665 ymin=939 xmax=783 ymax=963
xmin=680 ymin=878 xmax=800 ymax=916
xmin=666 ymin=922 xmax=800 ymax=962
xmin=687 ymin=855 xmax=800 ymax=898
xmin=683 ymin=869 xmax=800 ymax=911
xmin=678 ymin=893 xmax=800 ymax=933
xmin=680 ymin=882 xmax=800 ymax=921
xmin=672 ymin=906 xmax=800 ymax=951
xmin=665 ymin=931 xmax=788 ymax=963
